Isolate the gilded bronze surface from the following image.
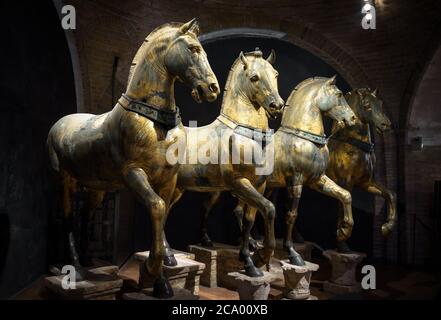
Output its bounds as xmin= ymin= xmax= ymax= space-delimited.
xmin=326 ymin=88 xmax=395 ymax=251
xmin=201 ymin=76 xmax=358 ymax=265
xmin=168 ymin=50 xmax=284 ymax=277
xmin=46 ymin=19 xmax=219 ymax=298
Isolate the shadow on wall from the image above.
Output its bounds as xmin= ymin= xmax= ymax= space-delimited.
xmin=0 ymin=1 xmax=76 ymax=298
xmin=133 ymin=35 xmax=374 ymax=255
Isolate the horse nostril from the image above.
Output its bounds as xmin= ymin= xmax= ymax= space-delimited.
xmin=209 ymin=83 xmax=219 ymax=94
xmin=351 ymin=115 xmax=356 ymax=122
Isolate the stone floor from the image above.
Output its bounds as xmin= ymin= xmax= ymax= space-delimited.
xmin=11 ymin=255 xmax=441 ymax=300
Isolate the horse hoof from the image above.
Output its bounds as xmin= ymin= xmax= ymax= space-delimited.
xmin=201 ymin=236 xmax=214 ymax=248
xmin=251 ymin=250 xmax=266 ymax=268
xmin=336 ymin=241 xmax=352 ymax=254
xmin=245 ymin=265 xmax=264 ymax=277
xmin=381 ymin=223 xmax=393 ymax=237
xmin=152 ymin=276 xmax=174 ymax=299
xmin=163 ymin=254 xmax=177 ymax=267
xmin=289 ymin=253 xmax=306 ymax=266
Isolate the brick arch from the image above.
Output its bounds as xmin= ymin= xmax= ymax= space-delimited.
xmin=400 ymin=25 xmax=441 ymax=132
xmin=199 ymin=19 xmax=370 ymax=89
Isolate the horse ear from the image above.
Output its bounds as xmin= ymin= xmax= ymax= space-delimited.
xmin=267 ymin=49 xmax=276 ymax=65
xmin=180 ymin=18 xmax=198 ymax=34
xmin=240 ymin=52 xmax=249 ymax=70
xmin=372 ymin=88 xmax=378 ymax=96
xmin=326 ymin=75 xmax=337 ymax=86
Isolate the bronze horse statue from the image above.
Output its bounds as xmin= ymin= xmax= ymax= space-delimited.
xmin=200 ymin=76 xmax=358 ymax=266
xmin=166 ymin=49 xmax=285 ymax=277
xmin=47 ymin=19 xmax=219 ymax=298
xmin=326 ymin=88 xmax=395 ymax=252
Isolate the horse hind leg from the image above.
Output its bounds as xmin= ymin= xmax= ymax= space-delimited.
xmin=61 ymin=172 xmax=88 ymax=280
xmin=200 ymin=191 xmax=221 ymax=247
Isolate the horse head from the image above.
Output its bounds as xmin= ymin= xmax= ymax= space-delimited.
xmin=351 ymin=88 xmax=391 ymax=134
xmin=315 ymin=75 xmax=358 ymax=129
xmin=236 ymin=49 xmax=285 ymax=119
xmin=164 ymin=19 xmax=220 ymax=103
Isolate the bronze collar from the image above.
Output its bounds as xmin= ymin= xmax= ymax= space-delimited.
xmin=279 ymin=126 xmax=328 ymax=146
xmin=217 ymin=113 xmax=273 ymax=145
xmin=331 ymin=136 xmax=375 ymax=153
xmin=118 ymin=94 xmax=181 ymax=129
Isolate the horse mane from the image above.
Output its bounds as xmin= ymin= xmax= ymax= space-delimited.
xmin=286 ymin=76 xmax=328 ymax=103
xmin=128 ymin=22 xmax=184 ymax=83
xmin=221 ymin=50 xmax=263 ymax=110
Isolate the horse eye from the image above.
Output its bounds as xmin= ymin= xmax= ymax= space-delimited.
xmin=189 ymin=46 xmax=200 ymax=53
xmin=250 ymin=75 xmax=259 ymax=82
xmin=336 ymin=92 xmax=343 ymax=98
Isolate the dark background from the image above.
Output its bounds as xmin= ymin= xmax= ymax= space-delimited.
xmin=0 ymin=2 xmax=76 ymax=298
xmin=0 ymin=1 xmax=375 ymax=298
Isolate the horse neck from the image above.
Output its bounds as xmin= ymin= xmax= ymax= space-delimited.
xmin=221 ymin=82 xmax=268 ymax=129
xmin=281 ymin=87 xmax=324 ymax=136
xmin=335 ymin=92 xmax=371 ymax=142
xmin=125 ymin=45 xmax=176 ymax=112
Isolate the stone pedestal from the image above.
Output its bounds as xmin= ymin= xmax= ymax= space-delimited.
xmin=280 ymin=260 xmax=319 ymax=300
xmin=189 ymin=243 xmax=246 ymax=290
xmin=44 ymin=265 xmax=123 ymax=300
xmin=274 ymin=239 xmax=314 ymax=261
xmin=323 ymin=250 xmax=366 ymax=294
xmin=136 ymin=251 xmax=205 ymax=295
xmin=188 ymin=245 xmax=218 ymax=288
xmin=228 ymin=271 xmax=276 ymax=300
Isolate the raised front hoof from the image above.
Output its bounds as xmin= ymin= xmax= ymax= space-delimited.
xmin=293 ymin=232 xmax=305 ymax=244
xmin=288 ymin=253 xmax=306 ymax=266
xmin=336 ymin=241 xmax=352 ymax=254
xmin=381 ymin=222 xmax=393 ymax=237
xmin=163 ymin=254 xmax=177 ymax=267
xmin=152 ymin=276 xmax=174 ymax=299
xmin=200 ymin=235 xmax=214 ymax=248
xmin=245 ymin=265 xmax=264 ymax=278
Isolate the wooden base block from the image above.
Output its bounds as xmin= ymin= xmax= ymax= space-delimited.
xmin=44 ymin=265 xmax=123 ymax=300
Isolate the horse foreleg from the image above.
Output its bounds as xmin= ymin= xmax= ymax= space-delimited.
xmin=310 ymin=175 xmax=354 ymax=252
xmin=124 ymin=167 xmax=172 ymax=298
xmin=231 ymin=178 xmax=275 ymax=275
xmin=360 ymin=180 xmax=397 ymax=237
xmin=284 ymin=178 xmax=305 ymax=266
xmin=162 ymin=185 xmax=182 ymax=267
xmin=200 ymin=191 xmax=221 ymax=247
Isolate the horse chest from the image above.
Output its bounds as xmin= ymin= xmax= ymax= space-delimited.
xmin=271 ymin=135 xmax=329 ymax=185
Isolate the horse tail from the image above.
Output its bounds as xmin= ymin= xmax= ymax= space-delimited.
xmin=46 ymin=130 xmax=60 ymax=173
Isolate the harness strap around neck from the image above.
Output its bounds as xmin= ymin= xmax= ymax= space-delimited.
xmin=331 ymin=135 xmax=375 ymax=153
xmin=217 ymin=113 xmax=273 ymax=145
xmin=118 ymin=94 xmax=181 ymax=129
xmin=279 ymin=126 xmax=328 ymax=146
